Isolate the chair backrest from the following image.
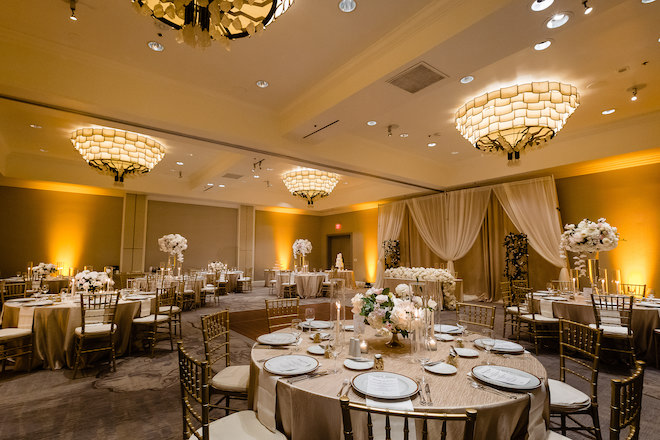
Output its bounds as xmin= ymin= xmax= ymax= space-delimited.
xmin=619 ymin=284 xmax=646 ymax=299
xmin=500 ymin=281 xmax=513 ymax=307
xmin=79 ymin=292 xmax=120 ymax=334
xmin=157 ymin=286 xmax=177 ymax=317
xmin=610 ymin=361 xmax=645 ymax=440
xmin=558 ymin=319 xmax=602 ymax=404
xmin=178 ymin=342 xmax=211 ymax=440
xmin=200 ymin=310 xmax=230 ymax=369
xmin=590 ymin=294 xmax=633 ymax=333
xmin=4 ymin=282 xmax=27 ymax=298
xmin=265 ymin=298 xmax=300 ymax=333
xmin=511 ymin=279 xmax=528 ymax=288
xmin=339 ymin=396 xmax=477 ymax=440
xmin=456 ymin=302 xmax=496 ymax=330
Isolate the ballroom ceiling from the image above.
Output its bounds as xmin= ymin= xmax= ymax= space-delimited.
xmin=0 ymin=0 xmax=658 ymax=213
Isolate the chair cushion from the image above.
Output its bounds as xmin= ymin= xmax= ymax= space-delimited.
xmin=546 ymin=430 xmax=571 ymax=440
xmin=269 ymin=280 xmax=277 ymax=285
xmin=211 ymin=365 xmax=250 ymax=393
xmin=0 ymin=328 xmax=31 ymax=342
xmin=520 ymin=313 xmax=559 ymax=323
xmin=548 ymin=379 xmax=591 ymax=411
xmin=505 ymin=306 xmax=527 ymax=314
xmin=588 ymin=323 xmax=629 ymax=337
xmin=74 ymin=323 xmax=114 ymax=336
xmin=238 ymin=277 xmax=251 ymax=282
xmin=191 ymin=410 xmax=286 ymax=440
xmin=159 ymin=306 xmax=181 ymax=314
xmin=201 ymin=286 xmax=215 ymax=292
xmin=133 ymin=314 xmax=170 ymax=324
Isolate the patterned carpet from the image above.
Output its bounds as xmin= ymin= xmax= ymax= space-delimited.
xmin=0 ymin=287 xmax=658 ymax=439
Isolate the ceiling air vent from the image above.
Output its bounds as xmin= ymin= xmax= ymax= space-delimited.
xmin=386 ymin=62 xmax=447 ymax=93
xmin=222 ymin=173 xmax=243 ymax=179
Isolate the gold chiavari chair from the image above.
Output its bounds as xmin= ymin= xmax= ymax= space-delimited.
xmin=610 ymin=361 xmax=645 ymax=440
xmin=162 ymin=281 xmax=184 ymax=339
xmin=2 ymin=281 xmax=27 ymax=304
xmin=0 ymin=300 xmax=33 ymax=374
xmin=501 ymin=281 xmax=525 ymax=339
xmin=177 ymin=342 xmax=286 ymax=440
xmin=589 ymin=294 xmax=636 ymax=366
xmin=236 ymin=267 xmax=253 ymax=293
xmin=339 ymin=396 xmax=478 ymax=440
xmin=180 ymin=277 xmax=197 ymax=311
xmin=265 ymin=298 xmax=300 ymax=333
xmin=214 ymin=272 xmax=229 ymax=303
xmin=518 ymin=289 xmax=559 ymax=354
xmin=455 ymin=302 xmax=496 ymax=331
xmin=511 ymin=279 xmax=528 ymax=289
xmin=72 ymin=291 xmax=120 ymax=379
xmin=200 ymin=310 xmax=249 ymax=416
xmin=131 ymin=286 xmax=175 ymax=356
xmin=619 ymin=284 xmax=646 ymax=299
xmin=549 ymin=320 xmax=603 ymax=440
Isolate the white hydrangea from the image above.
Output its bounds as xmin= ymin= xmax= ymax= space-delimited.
xmin=159 ymin=233 xmax=188 ymax=263
xmin=292 ymin=239 xmax=313 ymax=257
xmin=560 ymin=218 xmax=619 ymax=276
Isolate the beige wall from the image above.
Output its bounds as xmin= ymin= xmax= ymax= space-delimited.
xmin=254 ymin=211 xmax=322 ymax=280
xmin=556 ymin=163 xmax=660 ymax=294
xmin=0 ymin=185 xmax=122 ymax=276
xmin=144 ymin=200 xmax=238 ymax=271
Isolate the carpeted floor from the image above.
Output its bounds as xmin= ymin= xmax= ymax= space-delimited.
xmin=0 ymin=287 xmax=658 ymax=440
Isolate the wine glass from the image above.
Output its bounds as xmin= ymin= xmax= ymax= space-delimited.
xmin=481 ymin=328 xmax=495 ymax=365
xmin=417 ymin=336 xmax=432 ymax=400
xmin=329 ymin=337 xmax=344 ymax=374
xmin=304 ymin=308 xmax=315 ymax=332
xmin=40 ymin=283 xmax=49 ymax=296
xmin=291 ymin=318 xmax=302 ymax=351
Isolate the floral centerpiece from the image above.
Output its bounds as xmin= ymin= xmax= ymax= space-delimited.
xmin=292 ymin=239 xmax=312 ymax=258
xmin=209 ymin=261 xmax=227 ymax=272
xmin=559 ymin=218 xmax=619 ymax=276
xmin=384 ymin=266 xmax=457 ymax=310
xmin=74 ymin=270 xmax=113 ymax=293
xmin=158 ymin=233 xmax=188 ymax=263
xmin=33 ymin=262 xmax=58 ymax=278
xmin=351 ymin=285 xmax=437 ymax=347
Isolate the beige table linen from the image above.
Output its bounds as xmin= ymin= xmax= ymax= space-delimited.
xmin=2 ymin=298 xmax=143 ymax=370
xmin=226 ymin=271 xmax=242 ymax=293
xmin=249 ymin=326 xmax=549 ymax=440
xmin=294 ymin=273 xmax=326 ymax=298
xmin=264 ymin=269 xmax=278 ymax=287
xmin=336 ymin=270 xmax=356 ymax=288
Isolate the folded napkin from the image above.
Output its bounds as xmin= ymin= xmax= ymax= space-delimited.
xmin=365 ymin=394 xmax=417 ymax=440
xmin=139 ymin=299 xmax=151 ymax=317
xmin=528 ymin=381 xmax=548 ymax=439
xmin=17 ymin=306 xmax=36 ymax=329
xmin=493 ymin=340 xmax=522 ymax=351
xmin=539 ymin=300 xmax=555 ymax=318
xmin=256 ymin=368 xmax=281 ymax=432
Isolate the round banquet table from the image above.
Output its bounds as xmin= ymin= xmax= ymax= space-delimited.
xmin=249 ymin=325 xmax=549 ymax=440
xmin=335 ymin=270 xmax=356 ymax=288
xmin=294 ymin=273 xmax=326 ymax=298
xmin=1 ymin=297 xmax=150 ymax=370
xmin=226 ymin=271 xmax=243 ymax=293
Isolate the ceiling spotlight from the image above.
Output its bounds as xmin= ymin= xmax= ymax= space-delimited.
xmin=601 ymin=109 xmax=616 ymax=115
xmin=39 ymin=148 xmax=48 ymax=153
xmin=451 ymin=151 xmax=459 ymax=155
xmin=460 ymin=75 xmax=474 ymax=84
xmin=338 ymin=0 xmax=357 ymax=13
xmin=176 ymin=161 xmax=184 ymax=165
xmin=531 ymin=0 xmax=554 ymax=12
xmin=253 ymin=175 xmax=260 ymax=178
xmin=631 ymin=88 xmax=638 ymax=101
xmin=366 ymin=120 xmax=377 ymax=126
xmin=427 ymin=142 xmax=437 ymax=147
xmin=147 ymin=41 xmax=164 ymax=52
xmin=534 ymin=40 xmax=552 ymax=51
xmin=546 ymin=13 xmax=570 ymax=29
xmin=207 ymin=183 xmax=214 ymax=186
xmin=218 ymin=184 xmax=226 ymax=188
xmin=69 ymin=0 xmax=77 ymax=20
xmin=256 ymin=80 xmax=269 ymax=88
xmin=400 ymin=133 xmax=409 ymax=138
xmin=641 ymin=0 xmax=656 ymax=4
xmin=29 ymin=124 xmax=42 ymax=129
xmin=582 ymin=1 xmax=593 ymax=14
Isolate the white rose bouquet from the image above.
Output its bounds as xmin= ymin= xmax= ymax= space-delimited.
xmin=209 ymin=261 xmax=227 ymax=272
xmin=384 ymin=266 xmax=457 ymax=310
xmin=292 ymin=239 xmax=312 ymax=258
xmin=33 ymin=262 xmax=58 ymax=277
xmin=560 ymin=218 xmax=619 ymax=276
xmin=158 ymin=233 xmax=188 ymax=263
xmin=74 ymin=270 xmax=113 ymax=293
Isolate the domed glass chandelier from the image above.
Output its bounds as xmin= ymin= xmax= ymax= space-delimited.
xmin=282 ymin=168 xmax=340 ymax=206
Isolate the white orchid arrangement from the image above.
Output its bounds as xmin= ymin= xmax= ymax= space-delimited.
xmin=560 ymin=218 xmax=619 ymax=276
xmin=292 ymin=239 xmax=312 ymax=258
xmin=158 ymin=233 xmax=188 ymax=263
xmin=351 ymin=287 xmax=437 ymax=337
xmin=74 ymin=270 xmax=113 ymax=293
xmin=384 ymin=266 xmax=457 ymax=309
xmin=33 ymin=262 xmax=58 ymax=277
xmin=209 ymin=261 xmax=227 ymax=272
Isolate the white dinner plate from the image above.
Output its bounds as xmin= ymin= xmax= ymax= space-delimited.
xmin=434 ymin=324 xmax=465 ymax=334
xmin=6 ymin=298 xmax=35 ymax=303
xmin=473 ymin=339 xmax=524 ymax=354
xmin=344 ymin=358 xmax=374 ymax=370
xmin=257 ymin=332 xmax=298 ymax=346
xmin=351 ymin=371 xmax=419 ymax=400
xmin=434 ymin=333 xmax=454 ymax=342
xmin=637 ymin=302 xmax=660 ymax=308
xmin=126 ymin=295 xmax=152 ymax=300
xmin=343 ymin=324 xmax=354 ymax=331
xmin=471 ymin=365 xmax=541 ymax=391
xmin=308 ymin=332 xmax=331 ymax=340
xmin=263 ymin=354 xmax=319 ymax=376
xmin=425 ymin=362 xmax=457 ymax=375
xmin=454 ymin=348 xmax=479 ymax=358
xmin=301 ymin=320 xmax=334 ymax=330
xmin=544 ymin=296 xmax=568 ymax=301
xmin=23 ymin=300 xmax=53 ymax=307
xmin=533 ymin=292 xmax=550 ymax=297
xmin=307 ymin=345 xmax=325 ymax=355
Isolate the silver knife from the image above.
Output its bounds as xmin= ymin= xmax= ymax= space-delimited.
xmin=425 ymin=383 xmax=433 ymax=405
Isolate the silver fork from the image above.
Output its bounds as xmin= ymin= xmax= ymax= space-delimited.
xmin=417 ymin=380 xmax=427 ymax=405
xmin=467 ymin=377 xmax=517 ymax=399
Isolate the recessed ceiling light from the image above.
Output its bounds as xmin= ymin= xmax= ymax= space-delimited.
xmin=460 ymin=75 xmax=474 ymax=84
xmin=400 ymin=133 xmax=409 ymax=138
xmin=546 ymin=13 xmax=570 ymax=29
xmin=253 ymin=175 xmax=260 ymax=178
xmin=338 ymin=0 xmax=356 ymax=13
xmin=601 ymin=109 xmax=616 ymax=115
xmin=206 ymin=183 xmax=214 ymax=186
xmin=147 ymin=41 xmax=164 ymax=52
xmin=641 ymin=0 xmax=655 ymax=4
xmin=176 ymin=161 xmax=184 ymax=165
xmin=534 ymin=40 xmax=552 ymax=51
xmin=531 ymin=0 xmax=554 ymax=12
xmin=189 ymin=153 xmax=193 ymax=157
xmin=218 ymin=184 xmax=226 ymax=188
xmin=427 ymin=142 xmax=437 ymax=147
xmin=451 ymin=151 xmax=460 ymax=155
xmin=29 ymin=124 xmax=42 ymax=129
xmin=266 ymin=167 xmax=273 ymax=171
xmin=256 ymin=80 xmax=269 ymax=88
xmin=39 ymin=148 xmax=48 ymax=152
xmin=366 ymin=120 xmax=377 ymax=126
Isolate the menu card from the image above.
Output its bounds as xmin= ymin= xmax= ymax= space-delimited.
xmin=273 ymin=357 xmax=311 ymax=372
xmin=479 ymin=367 xmax=530 ymax=386
xmin=367 ymin=375 xmax=400 ymax=397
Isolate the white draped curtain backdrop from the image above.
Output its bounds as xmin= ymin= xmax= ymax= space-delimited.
xmin=375 ymin=201 xmax=406 ymax=287
xmin=406 ymin=187 xmax=492 ymax=275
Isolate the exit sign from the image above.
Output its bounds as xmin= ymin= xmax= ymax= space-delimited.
xmin=335 ymin=223 xmax=341 ymax=230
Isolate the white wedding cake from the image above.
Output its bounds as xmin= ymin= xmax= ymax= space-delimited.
xmin=335 ymin=253 xmax=344 ymax=270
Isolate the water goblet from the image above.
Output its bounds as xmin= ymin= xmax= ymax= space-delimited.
xmin=291 ymin=319 xmax=302 ymax=352
xmin=329 ymin=339 xmax=344 ymax=374
xmin=481 ymin=329 xmax=495 ymax=365
xmin=304 ymin=308 xmax=315 ymax=332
